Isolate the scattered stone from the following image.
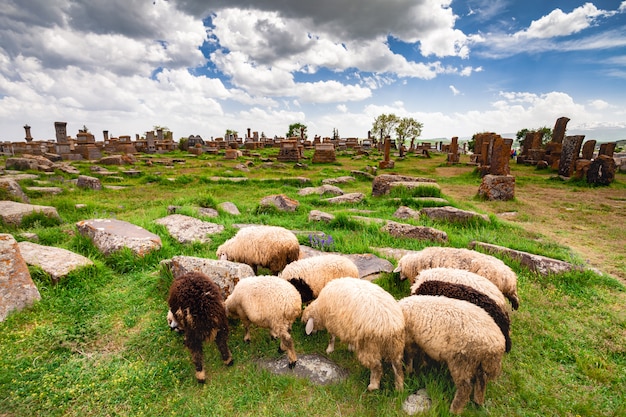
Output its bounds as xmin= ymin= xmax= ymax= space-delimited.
xmin=25 ymin=186 xmax=63 ymax=195
xmin=372 ymin=174 xmax=436 ymax=197
xmin=104 ymin=185 xmax=126 ymax=190
xmin=420 ymin=206 xmax=489 ymax=223
xmin=382 ymin=221 xmax=448 ymax=243
xmin=4 ymin=157 xmax=39 ymax=171
xmin=19 ymin=232 xmax=39 ymax=242
xmin=161 ymin=256 xmax=255 ymax=299
xmin=76 ymin=175 xmax=102 ymax=190
xmin=17 ymin=241 xmax=94 ymax=283
xmin=402 ymin=389 xmax=432 ymax=415
xmin=389 ymin=181 xmax=440 ymax=191
xmin=308 ymin=210 xmax=335 ymax=222
xmin=255 ymin=354 xmax=349 ymax=386
xmin=393 ymin=206 xmax=420 ymax=220
xmin=76 ymin=218 xmax=162 ymax=257
xmin=322 ymin=176 xmax=355 ymax=185
xmin=351 ymin=216 xmax=387 ymax=225
xmin=0 ymin=234 xmax=41 ymax=322
xmin=58 ymin=165 xmax=80 ymax=175
xmin=0 ymin=201 xmax=61 ymax=226
xmin=0 ymin=178 xmax=30 ymax=203
xmin=99 ymin=155 xmax=125 ymax=165
xmin=469 ymin=241 xmax=585 ymax=276
xmin=167 ymin=205 xmax=181 ymax=214
xmin=90 ymin=165 xmax=110 ymax=173
xmin=587 ymin=155 xmax=616 ymax=185
xmin=351 ymin=170 xmax=375 ymax=180
xmin=478 ymin=174 xmax=515 ymax=201
xmin=260 ymin=194 xmax=300 ymax=212
xmin=297 ymin=184 xmax=344 ymax=196
xmin=344 ymin=253 xmax=395 ymax=280
xmin=122 ymin=170 xmax=142 ymax=176
xmin=154 ymin=214 xmax=223 ymax=244
xmin=197 ymin=207 xmax=219 ymax=218
xmin=218 ymin=202 xmax=240 ymax=215
xmin=322 ymin=192 xmax=365 ymax=204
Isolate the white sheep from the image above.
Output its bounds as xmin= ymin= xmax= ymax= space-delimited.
xmin=394 ymin=247 xmax=520 ymax=310
xmin=399 ymin=295 xmax=506 ymax=414
xmin=301 ymin=277 xmax=405 ymax=391
xmin=410 ymin=267 xmax=508 ymax=311
xmin=279 ymin=254 xmax=360 ymax=303
xmin=224 ymin=275 xmax=302 ymax=368
xmin=216 ymin=225 xmax=300 ymax=275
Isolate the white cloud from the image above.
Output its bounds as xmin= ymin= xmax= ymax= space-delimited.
xmin=449 ymin=85 xmax=461 ymax=95
xmin=588 ymin=99 xmax=610 ymax=110
xmin=519 ymin=3 xmax=615 ymax=39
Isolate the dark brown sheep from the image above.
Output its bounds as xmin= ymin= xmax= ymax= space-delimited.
xmin=167 ymin=271 xmax=233 ymax=383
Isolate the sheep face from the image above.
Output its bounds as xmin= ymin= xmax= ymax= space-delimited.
xmin=166 ymin=310 xmax=182 ymax=333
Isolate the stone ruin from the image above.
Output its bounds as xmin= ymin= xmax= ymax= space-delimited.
xmin=470 ymin=133 xmax=515 ymax=201
xmin=276 ymin=139 xmax=304 ymax=162
xmin=446 ymin=136 xmax=460 ymax=164
xmin=312 ymin=142 xmax=336 ymax=163
xmin=378 ymin=137 xmax=395 ymax=169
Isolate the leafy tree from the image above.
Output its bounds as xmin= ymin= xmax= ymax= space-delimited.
xmin=225 ymin=129 xmax=238 ymax=139
xmin=332 ymin=128 xmax=339 ymax=140
xmin=516 ymin=126 xmax=552 ymax=148
xmin=371 ymin=114 xmax=399 ymax=140
xmin=287 ymin=123 xmax=307 ymax=138
xmin=153 ymin=125 xmax=173 ymax=140
xmin=395 ymin=117 xmax=423 ymax=149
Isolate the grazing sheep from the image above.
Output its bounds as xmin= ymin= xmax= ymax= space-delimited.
xmin=224 ymin=275 xmax=302 ymax=368
xmin=301 ymin=277 xmax=405 ymax=391
xmin=412 ymin=280 xmax=512 ymax=352
xmin=279 ymin=254 xmax=360 ymax=303
xmin=216 ymin=225 xmax=300 ymax=275
xmin=167 ymin=271 xmax=233 ymax=383
xmin=394 ymin=247 xmax=520 ymax=310
xmin=410 ymin=267 xmax=509 ymax=312
xmin=399 ymin=295 xmax=506 ymax=414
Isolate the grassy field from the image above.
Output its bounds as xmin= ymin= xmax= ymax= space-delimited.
xmin=1 ymin=147 xmax=625 ymax=416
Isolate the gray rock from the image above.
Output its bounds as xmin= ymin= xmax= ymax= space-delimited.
xmin=308 ymin=210 xmax=335 ymax=222
xmin=76 ymin=175 xmax=102 ymax=190
xmin=372 ymin=174 xmax=436 ymax=197
xmin=323 ymin=192 xmax=365 ymax=204
xmin=0 ymin=201 xmax=60 ymax=226
xmin=393 ymin=205 xmax=420 ymax=220
xmin=344 ymin=253 xmax=395 ymax=280
xmin=0 ymin=234 xmax=41 ymax=322
xmin=382 ymin=221 xmax=448 ymax=243
xmin=197 ymin=207 xmax=219 ymax=218
xmin=402 ymin=389 xmax=432 ymax=415
xmin=17 ymin=241 xmax=94 ymax=283
xmin=76 ymin=218 xmax=162 ymax=256
xmin=297 ymin=185 xmax=344 ymax=196
xmin=420 ymin=206 xmax=490 ymax=223
xmin=260 ymin=194 xmax=299 ymax=212
xmin=4 ymin=157 xmax=39 ymax=171
xmin=161 ymin=256 xmax=255 ymax=299
xmin=154 ymin=214 xmax=224 ymax=244
xmin=218 ymin=201 xmax=240 ymax=215
xmin=322 ymin=176 xmax=355 ymax=185
xmin=0 ymin=178 xmax=30 ymax=203
xmin=255 ymin=354 xmax=349 ymax=386
xmin=25 ymin=186 xmax=63 ymax=195
xmin=58 ymin=164 xmax=80 ymax=174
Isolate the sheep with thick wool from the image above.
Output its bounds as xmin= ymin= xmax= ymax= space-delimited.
xmin=301 ymin=277 xmax=405 ymax=391
xmin=279 ymin=254 xmax=360 ymax=303
xmin=399 ymin=295 xmax=506 ymax=414
xmin=224 ymin=275 xmax=302 ymax=368
xmin=216 ymin=225 xmax=300 ymax=275
xmin=167 ymin=271 xmax=233 ymax=383
xmin=394 ymin=247 xmax=520 ymax=310
xmin=410 ymin=267 xmax=509 ymax=312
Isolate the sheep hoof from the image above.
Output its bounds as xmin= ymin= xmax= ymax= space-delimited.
xmin=225 ymin=358 xmax=234 ymax=367
xmin=195 ymin=370 xmax=206 ymax=383
xmin=277 ymin=346 xmax=285 ymax=353
xmin=288 ymin=361 xmax=297 ymax=369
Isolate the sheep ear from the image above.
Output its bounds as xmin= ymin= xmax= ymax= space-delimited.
xmin=393 ymin=266 xmax=401 ymax=273
xmin=305 ymin=318 xmax=315 ymax=335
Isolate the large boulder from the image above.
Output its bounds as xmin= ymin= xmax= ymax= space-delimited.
xmin=0 ymin=234 xmax=41 ymax=322
xmin=18 ymin=241 xmax=94 ymax=283
xmin=0 ymin=178 xmax=30 ymax=203
xmin=76 ymin=219 xmax=162 ymax=256
xmin=154 ymin=214 xmax=224 ymax=244
xmin=0 ymin=201 xmax=61 ymax=226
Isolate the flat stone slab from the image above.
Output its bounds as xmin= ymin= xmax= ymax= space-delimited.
xmin=297 ymin=246 xmax=394 ymax=280
xmin=17 ymin=241 xmax=94 ymax=283
xmin=420 ymin=206 xmax=490 ymax=223
xmin=25 ymin=186 xmax=63 ymax=195
xmin=255 ymin=354 xmax=349 ymax=386
xmin=76 ymin=219 xmax=162 ymax=256
xmin=0 ymin=201 xmax=61 ymax=226
xmin=322 ymin=192 xmax=365 ymax=204
xmin=297 ymin=185 xmax=344 ymax=196
xmin=1 ymin=234 xmax=41 ymax=322
xmin=154 ymin=214 xmax=224 ymax=244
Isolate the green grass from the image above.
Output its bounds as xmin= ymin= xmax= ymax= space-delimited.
xmin=1 ymin=150 xmax=625 ymax=416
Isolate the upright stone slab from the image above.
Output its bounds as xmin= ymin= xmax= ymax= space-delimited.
xmin=598 ymin=142 xmax=616 ymax=157
xmin=489 ymin=137 xmax=512 ymax=175
xmin=558 ymin=135 xmax=585 ymax=178
xmin=552 ymin=116 xmax=570 ymax=144
xmin=76 ymin=218 xmax=162 ymax=256
xmin=0 ymin=234 xmax=41 ymax=322
xmin=581 ymin=140 xmax=596 ymax=160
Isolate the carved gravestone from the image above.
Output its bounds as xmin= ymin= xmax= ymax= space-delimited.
xmin=558 ymin=135 xmax=584 ymax=178
xmin=587 ymin=155 xmax=616 ymax=185
xmin=478 ymin=174 xmax=515 ymax=201
xmin=598 ymin=142 xmax=616 ymax=157
xmin=552 ymin=116 xmax=570 ymax=144
xmin=581 ymin=140 xmax=596 ymax=160
xmin=379 ymin=138 xmax=395 ymax=169
xmin=489 ymin=137 xmax=512 ymax=175
xmin=447 ymin=136 xmax=459 ymax=164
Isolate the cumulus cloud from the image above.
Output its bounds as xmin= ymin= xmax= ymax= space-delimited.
xmin=518 ymin=3 xmax=616 ymax=39
xmin=449 ymin=85 xmax=461 ymax=95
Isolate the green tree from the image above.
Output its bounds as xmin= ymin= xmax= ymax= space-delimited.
xmin=225 ymin=129 xmax=238 ymax=139
xmin=372 ymin=114 xmax=399 ymax=141
xmin=332 ymin=127 xmax=339 ymax=140
xmin=395 ymin=117 xmax=423 ymax=149
xmin=153 ymin=125 xmax=173 ymax=140
xmin=287 ymin=123 xmax=307 ymax=138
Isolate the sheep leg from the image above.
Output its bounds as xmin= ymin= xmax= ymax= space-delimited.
xmin=241 ymin=318 xmax=251 ymax=343
xmin=391 ymin=356 xmax=405 ymax=391
xmin=473 ymin=369 xmax=487 ymax=405
xmin=366 ymin=362 xmax=383 ymax=391
xmin=215 ymin=327 xmax=233 ymax=366
xmin=279 ymin=332 xmax=298 ymax=369
xmin=185 ymin=336 xmax=206 ymax=383
xmin=325 ymin=335 xmax=336 ymax=354
xmin=449 ymin=379 xmax=472 ymax=415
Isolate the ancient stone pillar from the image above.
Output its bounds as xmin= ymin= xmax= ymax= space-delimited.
xmin=447 ymin=136 xmax=459 ymax=164
xmin=581 ymin=140 xmax=596 ymax=160
xmin=598 ymin=142 xmax=616 ymax=157
xmin=54 ymin=121 xmax=68 ymax=144
xmin=558 ymin=135 xmax=584 ymax=178
xmin=24 ymin=125 xmax=33 ymax=142
xmin=490 ymin=138 xmax=513 ymax=175
xmin=552 ymin=117 xmax=570 ymax=144
xmin=103 ymin=130 xmax=109 ymax=141
xmin=157 ymin=128 xmax=164 ymax=141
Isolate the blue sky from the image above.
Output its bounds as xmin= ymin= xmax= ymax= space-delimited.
xmin=0 ymin=0 xmax=625 ymax=142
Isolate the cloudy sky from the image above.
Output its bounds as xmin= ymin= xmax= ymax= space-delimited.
xmin=1 ymin=0 xmax=625 ymax=143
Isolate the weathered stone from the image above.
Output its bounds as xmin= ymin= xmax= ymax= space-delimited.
xmin=393 ymin=206 xmax=420 ymax=220
xmin=76 ymin=218 xmax=162 ymax=256
xmin=297 ymin=185 xmax=344 ymax=196
xmin=389 ymin=181 xmax=440 ymax=191
xmin=0 ymin=234 xmax=41 ymax=322
xmin=420 ymin=206 xmax=490 ymax=223
xmin=0 ymin=178 xmax=30 ymax=203
xmin=308 ymin=210 xmax=335 ymax=222
xmin=99 ymin=155 xmax=125 ymax=165
xmin=598 ymin=142 xmax=616 ymax=157
xmin=17 ymin=241 xmax=94 ymax=283
xmin=478 ymin=175 xmax=515 ymax=201
xmin=218 ymin=201 xmax=240 ymax=215
xmin=489 ymin=137 xmax=512 ymax=175
xmin=58 ymin=165 xmax=80 ymax=174
xmin=558 ymin=135 xmax=585 ymax=178
xmin=351 ymin=170 xmax=375 ymax=180
xmin=344 ymin=253 xmax=395 ymax=280
xmin=587 ymin=155 xmax=616 ymax=185
xmin=255 ymin=354 xmax=348 ymax=386
xmin=321 ymin=176 xmax=355 ymax=185
xmin=372 ymin=174 xmax=436 ymax=197
xmin=552 ymin=116 xmax=570 ymax=144
xmin=573 ymin=159 xmax=591 ymax=180
xmin=4 ymin=157 xmax=39 ymax=171
xmin=351 ymin=216 xmax=387 ymax=225
xmin=161 ymin=256 xmax=254 ymax=299
xmin=154 ymin=214 xmax=223 ymax=244
xmin=26 ymin=186 xmax=63 ymax=195
xmin=402 ymin=389 xmax=432 ymax=415
xmin=469 ymin=241 xmax=584 ymax=276
xmin=382 ymin=221 xmax=448 ymax=243
xmin=76 ymin=175 xmax=102 ymax=190
xmin=197 ymin=207 xmax=219 ymax=218
xmin=322 ymin=192 xmax=365 ymax=204
xmin=581 ymin=140 xmax=596 ymax=160
xmin=260 ymin=194 xmax=299 ymax=212
xmin=0 ymin=201 xmax=61 ymax=226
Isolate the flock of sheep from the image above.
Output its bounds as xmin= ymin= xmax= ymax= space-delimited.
xmin=166 ymin=225 xmax=519 ymax=414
